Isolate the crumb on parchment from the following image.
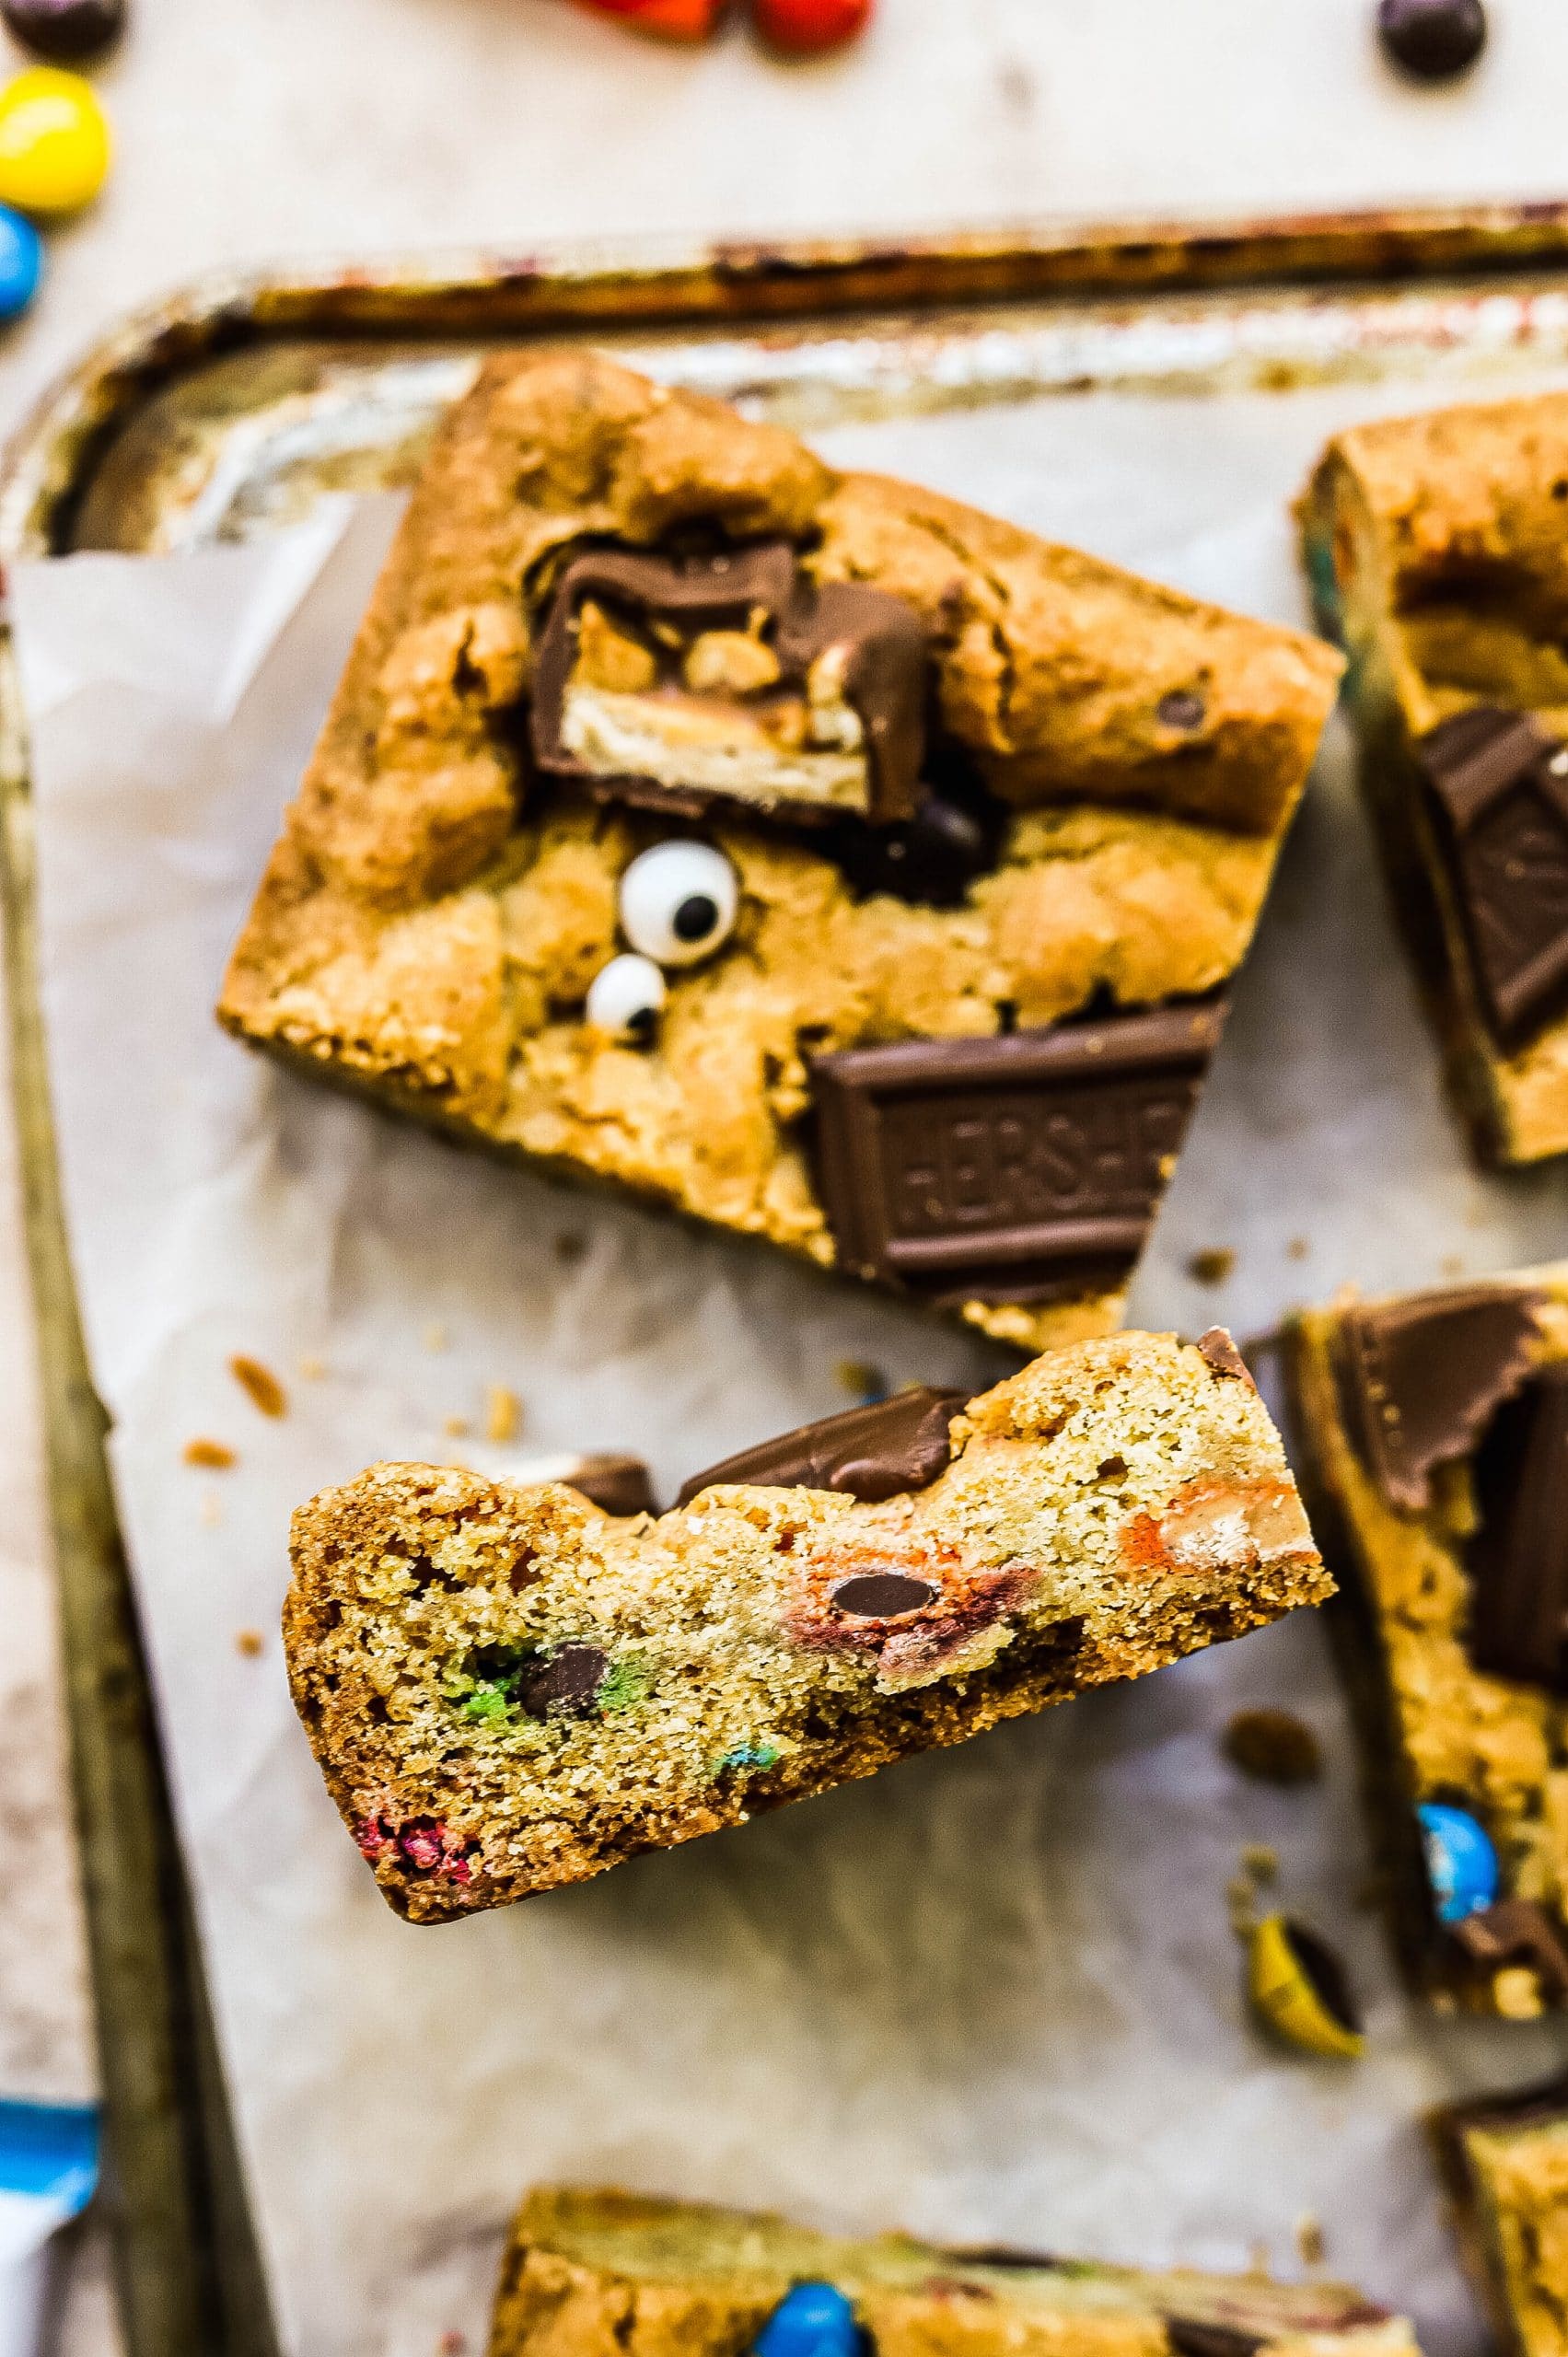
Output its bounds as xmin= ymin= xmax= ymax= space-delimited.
xmin=424 ymin=1322 xmax=449 ymax=1353
xmin=297 ymin=1354 xmax=326 ymax=1381
xmin=444 ymin=1414 xmax=470 ymax=1438
xmin=486 ymin=1385 xmax=522 ymax=1444
xmin=1223 ymin=1707 xmax=1323 ymax=1785
xmin=1296 ymin=2214 xmax=1326 ymax=2268
xmin=1187 ymin=1248 xmax=1236 ymax=1285
xmin=236 ymin=1629 xmax=263 ymax=1657
xmin=183 ymin=1437 xmax=236 ymax=1469
xmin=229 ymin=1354 xmax=286 ymax=1419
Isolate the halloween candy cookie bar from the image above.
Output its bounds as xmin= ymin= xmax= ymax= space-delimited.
xmin=285 ymin=1328 xmax=1328 ymax=1922
xmin=1301 ymin=391 xmax=1568 ymax=1164
xmin=221 ymin=350 xmax=1342 ymax=1351
xmin=1432 ymin=2075 xmax=1568 ymax=2357
xmin=1287 ymin=1268 xmax=1568 ymax=2015
xmin=489 ymin=2187 xmax=1420 ymax=2357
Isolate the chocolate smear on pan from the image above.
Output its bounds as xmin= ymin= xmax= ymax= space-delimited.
xmin=678 ymin=1386 xmax=969 ymax=1509
xmin=1416 ymin=707 xmax=1568 ymax=1049
xmin=530 ymin=540 xmax=928 ymax=825
xmin=1468 ymin=1362 xmax=1568 ymax=1692
xmin=807 ymin=998 xmax=1225 ymax=1312
xmin=1335 ymin=1282 xmax=1545 ymax=1512
xmin=1448 ymin=1898 xmax=1568 ymax=2003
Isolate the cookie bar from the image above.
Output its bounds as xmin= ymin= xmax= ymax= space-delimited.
xmin=1432 ymin=2075 xmax=1568 ymax=2357
xmin=1300 ymin=391 xmax=1568 ymax=1163
xmin=285 ymin=1329 xmax=1328 ymax=1922
xmin=221 ymin=350 xmax=1342 ymax=1353
xmin=1286 ymin=1269 xmax=1568 ymax=2015
xmin=489 ymin=2186 xmax=1419 ymax=2357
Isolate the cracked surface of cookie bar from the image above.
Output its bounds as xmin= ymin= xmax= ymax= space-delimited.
xmin=222 ymin=351 xmax=1341 ymax=1349
xmin=284 ymin=1329 xmax=1329 ymax=1921
xmin=1287 ymin=1267 xmax=1568 ymax=2015
xmin=488 ymin=2186 xmax=1419 ymax=2357
xmin=1301 ymin=392 xmax=1568 ymax=1163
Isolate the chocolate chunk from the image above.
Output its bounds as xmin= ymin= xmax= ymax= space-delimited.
xmin=828 ymin=778 xmax=1003 ymax=908
xmin=569 ymin=1455 xmax=657 ymax=1518
xmin=830 ymin=1573 xmax=937 ymax=1618
xmin=1448 ymin=1899 xmax=1568 ymax=2001
xmin=531 ymin=541 xmax=927 ymax=825
xmin=1336 ymin=1282 xmax=1544 ymax=1511
xmin=1167 ymin=2328 xmax=1266 ymax=2357
xmin=1156 ymin=690 xmax=1206 ymax=732
xmin=1416 ymin=708 xmax=1568 ymax=1047
xmin=807 ymin=1001 xmax=1224 ymax=1309
xmin=1198 ymin=1328 xmax=1255 ymax=1388
xmin=677 ymin=1386 xmax=968 ymax=1509
xmin=0 ymin=0 xmax=123 ymax=60
xmin=516 ymin=1644 xmax=608 ymax=1718
xmin=1378 ymin=0 xmax=1487 ymax=81
xmin=1468 ymin=1364 xmax=1568 ymax=1692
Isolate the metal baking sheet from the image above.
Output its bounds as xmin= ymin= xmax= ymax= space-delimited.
xmin=11 ymin=204 xmax=1568 ymax=2357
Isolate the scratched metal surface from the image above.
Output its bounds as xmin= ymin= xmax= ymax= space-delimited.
xmin=10 ymin=203 xmax=1568 ymax=2357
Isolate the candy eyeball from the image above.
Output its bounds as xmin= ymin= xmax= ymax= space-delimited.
xmin=585 ymin=953 xmax=667 ymax=1047
xmin=619 ymin=840 xmax=738 ymax=968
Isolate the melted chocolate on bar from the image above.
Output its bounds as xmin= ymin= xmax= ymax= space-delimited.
xmin=1417 ymin=706 xmax=1568 ymax=1049
xmin=1334 ymin=1282 xmax=1545 ymax=1512
xmin=530 ymin=540 xmax=928 ymax=826
xmin=677 ymin=1386 xmax=969 ymax=1509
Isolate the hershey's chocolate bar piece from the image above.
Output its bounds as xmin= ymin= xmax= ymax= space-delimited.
xmin=1448 ymin=1898 xmax=1568 ymax=2001
xmin=529 ymin=540 xmax=927 ymax=825
xmin=1417 ymin=706 xmax=1568 ymax=1048
xmin=569 ymin=1454 xmax=657 ymax=1518
xmin=1335 ymin=1283 xmax=1544 ymax=1512
xmin=807 ymin=1002 xmax=1225 ymax=1309
xmin=1468 ymin=1363 xmax=1568 ymax=1692
xmin=677 ymin=1385 xmax=968 ymax=1509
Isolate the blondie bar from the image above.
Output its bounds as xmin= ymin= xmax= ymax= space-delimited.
xmin=222 ymin=350 xmax=1341 ymax=1352
xmin=1287 ymin=1269 xmax=1568 ymax=2015
xmin=1432 ymin=2075 xmax=1568 ymax=2357
xmin=1301 ymin=391 xmax=1568 ymax=1162
xmin=488 ymin=2187 xmax=1419 ymax=2357
xmin=285 ymin=1329 xmax=1328 ymax=1921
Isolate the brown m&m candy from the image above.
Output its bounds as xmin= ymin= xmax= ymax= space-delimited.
xmin=1376 ymin=0 xmax=1486 ymax=81
xmin=1 ymin=0 xmax=123 ymax=63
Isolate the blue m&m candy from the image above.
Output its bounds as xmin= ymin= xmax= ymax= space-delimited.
xmin=0 ymin=203 xmax=41 ymax=320
xmin=1419 ymin=1801 xmax=1500 ymax=1924
xmin=754 ymin=2282 xmax=863 ymax=2357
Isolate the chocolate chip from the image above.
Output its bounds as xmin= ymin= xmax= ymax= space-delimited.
xmin=1157 ymin=690 xmax=1206 ymax=731
xmin=516 ymin=1643 xmax=608 ymax=1717
xmin=1377 ymin=0 xmax=1486 ymax=78
xmin=830 ymin=1573 xmax=936 ymax=1618
xmin=0 ymin=0 xmax=123 ymax=60
xmin=830 ymin=783 xmax=1001 ymax=909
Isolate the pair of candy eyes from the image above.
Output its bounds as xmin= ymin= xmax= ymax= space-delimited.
xmin=587 ymin=841 xmax=738 ymax=1044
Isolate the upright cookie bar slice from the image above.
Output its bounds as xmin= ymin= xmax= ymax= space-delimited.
xmin=222 ymin=350 xmax=1341 ymax=1353
xmin=1287 ymin=1268 xmax=1568 ymax=2015
xmin=1301 ymin=391 xmax=1568 ymax=1163
xmin=1432 ymin=2076 xmax=1568 ymax=2357
xmin=490 ymin=2186 xmax=1419 ymax=2357
xmin=285 ymin=1329 xmax=1328 ymax=1921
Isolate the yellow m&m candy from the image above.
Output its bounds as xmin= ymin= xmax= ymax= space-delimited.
xmin=0 ymin=67 xmax=110 ymax=216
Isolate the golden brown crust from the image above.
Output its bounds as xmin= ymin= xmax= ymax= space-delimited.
xmin=284 ymin=1330 xmax=1329 ymax=1922
xmin=1301 ymin=392 xmax=1568 ymax=1164
xmin=1286 ymin=1271 xmax=1568 ymax=2015
xmin=225 ymin=352 xmax=1341 ymax=1347
xmin=487 ymin=2187 xmax=1419 ymax=2357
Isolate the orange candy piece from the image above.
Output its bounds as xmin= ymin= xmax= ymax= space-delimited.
xmin=753 ymin=0 xmax=871 ymax=50
xmin=575 ymin=0 xmax=727 ymax=38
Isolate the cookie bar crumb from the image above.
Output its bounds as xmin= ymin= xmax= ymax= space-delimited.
xmin=1189 ymin=1248 xmax=1237 ymax=1285
xmin=183 ymin=1436 xmax=236 ymax=1469
xmin=1223 ymin=1707 xmax=1323 ymax=1785
xmin=486 ymin=1386 xmax=523 ymax=1444
xmin=236 ymin=1629 xmax=263 ymax=1657
xmin=229 ymin=1353 xmax=287 ymax=1419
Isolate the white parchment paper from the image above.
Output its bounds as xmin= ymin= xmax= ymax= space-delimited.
xmin=17 ymin=366 xmax=1568 ymax=2357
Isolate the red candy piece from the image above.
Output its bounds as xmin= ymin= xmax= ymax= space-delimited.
xmin=575 ymin=0 xmax=726 ymax=38
xmin=752 ymin=0 xmax=871 ymax=52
